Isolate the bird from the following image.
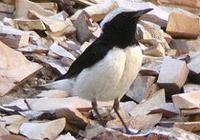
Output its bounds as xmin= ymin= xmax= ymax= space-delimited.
xmin=42 ymin=8 xmax=153 ymax=133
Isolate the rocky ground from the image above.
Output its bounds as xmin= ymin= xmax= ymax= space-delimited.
xmin=0 ymin=0 xmax=200 ymax=139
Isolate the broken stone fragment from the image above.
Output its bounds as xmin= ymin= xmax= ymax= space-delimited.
xmin=188 ymin=53 xmax=200 ymax=74
xmin=184 ymin=83 xmax=200 ymax=93
xmin=150 ymin=103 xmax=180 ymax=118
xmin=0 ymin=25 xmax=30 ymax=49
xmin=19 ymin=118 xmax=66 ymax=140
xmin=157 ymin=57 xmax=189 ymax=96
xmin=56 ymin=133 xmax=76 ymax=140
xmin=0 ymin=41 xmax=42 ymax=96
xmin=15 ymin=0 xmax=54 ymax=18
xmin=91 ymin=126 xmax=200 ymax=140
xmin=1 ymin=115 xmax=28 ymax=134
xmin=83 ymin=0 xmax=118 ymax=22
xmin=159 ymin=0 xmax=200 ymax=8
xmin=107 ymin=113 xmax=162 ymax=131
xmin=72 ymin=11 xmax=93 ymax=44
xmin=172 ymin=91 xmax=200 ymax=109
xmin=14 ymin=19 xmax=46 ymax=31
xmin=129 ymin=89 xmax=166 ymax=116
xmin=166 ymin=12 xmax=200 ymax=38
xmin=174 ymin=122 xmax=200 ymax=132
xmin=126 ymin=74 xmax=156 ymax=103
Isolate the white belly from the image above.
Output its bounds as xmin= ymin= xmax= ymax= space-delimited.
xmin=72 ymin=46 xmax=142 ymax=101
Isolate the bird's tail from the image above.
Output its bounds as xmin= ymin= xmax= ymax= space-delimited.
xmin=36 ymin=79 xmax=74 ymax=93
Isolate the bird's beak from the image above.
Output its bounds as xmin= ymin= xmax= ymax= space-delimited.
xmin=133 ymin=8 xmax=153 ymax=18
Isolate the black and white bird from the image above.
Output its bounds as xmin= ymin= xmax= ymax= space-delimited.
xmin=42 ymin=8 xmax=153 ymax=133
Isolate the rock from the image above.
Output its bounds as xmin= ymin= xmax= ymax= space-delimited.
xmin=35 ymin=55 xmax=69 ymax=75
xmin=1 ymin=0 xmax=14 ymax=5
xmin=92 ymin=126 xmax=200 ymax=140
xmin=83 ymin=0 xmax=118 ymax=22
xmin=0 ymin=95 xmax=18 ymax=105
xmin=56 ymin=133 xmax=76 ymax=140
xmin=26 ymin=97 xmax=113 ymax=111
xmin=150 ymin=103 xmax=180 ymax=118
xmin=38 ymin=2 xmax=57 ymax=13
xmin=0 ymin=123 xmax=9 ymax=136
xmin=129 ymin=89 xmax=166 ymax=116
xmin=20 ymin=118 xmax=66 ymax=140
xmin=17 ymin=44 xmax=48 ymax=53
xmin=37 ymin=90 xmax=69 ymax=98
xmin=0 ymin=2 xmax=14 ymax=20
xmin=143 ymin=43 xmax=165 ymax=57
xmin=3 ymin=99 xmax=29 ymax=111
xmin=157 ymin=57 xmax=189 ymax=95
xmin=28 ymin=10 xmax=76 ymax=36
xmin=79 ymin=125 xmax=107 ymax=139
xmin=15 ymin=0 xmax=54 ymax=18
xmin=174 ymin=122 xmax=200 ymax=132
xmin=126 ymin=74 xmax=156 ymax=103
xmin=169 ymin=39 xmax=189 ymax=55
xmin=1 ymin=115 xmax=28 ymax=134
xmin=188 ymin=53 xmax=200 ymax=74
xmin=172 ymin=91 xmax=200 ymax=109
xmin=107 ymin=113 xmax=162 ymax=131
xmin=120 ymin=101 xmax=136 ymax=114
xmin=181 ymin=108 xmax=200 ymax=116
xmin=184 ymin=83 xmax=200 ymax=93
xmin=0 ymin=2 xmax=14 ymax=14
xmin=14 ymin=19 xmax=46 ymax=31
xmin=186 ymin=39 xmax=200 ymax=52
xmin=0 ymin=41 xmax=42 ymax=96
xmin=49 ymin=43 xmax=76 ymax=60
xmin=73 ymin=11 xmax=93 ymax=43
xmin=53 ymin=108 xmax=91 ymax=128
xmin=138 ymin=21 xmax=170 ymax=50
xmin=73 ymin=0 xmax=95 ymax=6
xmin=159 ymin=0 xmax=200 ymax=8
xmin=143 ymin=84 xmax=159 ymax=100
xmin=0 ymin=25 xmax=29 ymax=49
xmin=140 ymin=58 xmax=162 ymax=77
xmin=166 ymin=12 xmax=200 ymax=38
xmin=0 ymin=135 xmax=29 ymax=140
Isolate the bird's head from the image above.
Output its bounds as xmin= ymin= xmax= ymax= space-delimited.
xmin=100 ymin=8 xmax=153 ymax=47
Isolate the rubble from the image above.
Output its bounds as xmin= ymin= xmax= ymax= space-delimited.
xmin=0 ymin=25 xmax=30 ymax=49
xmin=15 ymin=0 xmax=54 ymax=18
xmin=19 ymin=118 xmax=66 ymax=140
xmin=0 ymin=41 xmax=42 ymax=96
xmin=126 ymin=74 xmax=156 ymax=103
xmin=14 ymin=19 xmax=46 ymax=31
xmin=0 ymin=0 xmax=199 ymax=139
xmin=166 ymin=12 xmax=200 ymax=38
xmin=172 ymin=91 xmax=200 ymax=109
xmin=157 ymin=57 xmax=189 ymax=95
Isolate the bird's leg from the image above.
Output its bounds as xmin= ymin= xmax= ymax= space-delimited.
xmin=91 ymin=98 xmax=105 ymax=126
xmin=113 ymin=98 xmax=131 ymax=134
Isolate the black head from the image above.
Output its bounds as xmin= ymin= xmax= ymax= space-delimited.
xmin=100 ymin=8 xmax=153 ymax=48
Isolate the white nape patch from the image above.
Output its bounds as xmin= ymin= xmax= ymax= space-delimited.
xmin=100 ymin=7 xmax=136 ymax=29
xmin=100 ymin=8 xmax=125 ymax=28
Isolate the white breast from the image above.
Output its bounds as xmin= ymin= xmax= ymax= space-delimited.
xmin=72 ymin=46 xmax=142 ymax=101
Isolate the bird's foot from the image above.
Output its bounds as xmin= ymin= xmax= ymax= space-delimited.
xmin=91 ymin=98 xmax=107 ymax=127
xmin=125 ymin=129 xmax=140 ymax=135
xmin=113 ymin=98 xmax=136 ymax=135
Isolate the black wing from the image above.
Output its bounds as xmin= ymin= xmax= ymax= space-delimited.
xmin=58 ymin=39 xmax=111 ymax=79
